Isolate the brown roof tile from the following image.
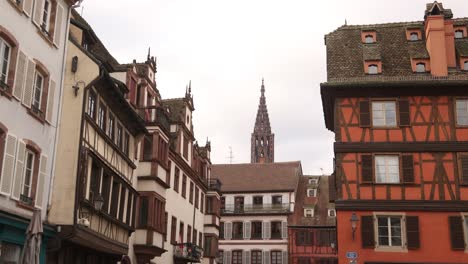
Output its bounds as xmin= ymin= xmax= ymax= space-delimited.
xmin=211 ymin=161 xmax=302 ymax=193
xmin=455 ymin=39 xmax=468 ymax=57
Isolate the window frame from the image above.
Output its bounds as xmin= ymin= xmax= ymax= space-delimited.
xmin=304 ymin=208 xmax=314 ymax=217
xmin=373 ymin=213 xmax=407 ymax=251
xmin=272 ymin=195 xmax=282 ymax=205
xmin=21 ymin=149 xmax=35 ymax=200
xmin=271 ymin=250 xmax=283 ymax=264
xmin=232 ymin=250 xmax=243 ymax=264
xmin=328 ymin=209 xmax=336 ymax=217
xmin=455 ymin=30 xmax=464 ymax=39
xmin=308 ymin=178 xmax=318 ymax=185
xmin=368 ymin=64 xmax=379 ymax=75
xmin=41 ymin=0 xmax=51 ymax=32
xmin=232 ymin=221 xmax=244 ymax=240
xmin=374 ymin=155 xmax=401 ymax=184
xmin=251 ymin=250 xmax=262 ymax=264
xmin=32 ymin=71 xmax=44 ymax=111
xmin=271 ymin=221 xmax=282 ymax=239
xmin=455 ymin=98 xmax=468 ymax=127
xmin=365 ymin=35 xmax=375 ymax=44
xmin=97 ymin=101 xmax=107 ymax=131
xmin=0 ymin=39 xmax=11 ymax=86
xmin=409 ymin=32 xmax=419 ymax=41
xmin=307 ymin=188 xmax=317 ymax=197
xmin=251 ymin=221 xmax=263 ymax=239
xmin=371 ymin=101 xmax=398 ymax=128
xmin=87 ymin=89 xmax=97 ymax=120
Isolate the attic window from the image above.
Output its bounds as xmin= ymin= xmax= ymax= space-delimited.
xmin=365 ymin=35 xmax=375 ymax=44
xmin=328 ymin=209 xmax=336 ymax=217
xmin=455 ymin=30 xmax=464 ymax=39
xmin=307 ymin=189 xmax=317 ymax=197
xmin=416 ymin=63 xmax=426 ymax=73
xmin=368 ymin=64 xmax=378 ymax=74
xmin=304 ymin=209 xmax=314 ymax=217
xmin=308 ymin=179 xmax=318 ymax=185
xmin=410 ymin=32 xmax=419 ymax=41
xmin=464 ymin=61 xmax=468 ymax=71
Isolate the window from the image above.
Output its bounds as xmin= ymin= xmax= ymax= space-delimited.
xmin=123 ymin=132 xmax=130 ymax=156
xmin=126 ymin=193 xmax=133 ymax=225
xmin=221 ymin=196 xmax=225 ymax=210
xmin=296 ymin=231 xmax=313 ymax=246
xmin=251 ymin=221 xmax=262 ymax=239
xmin=232 ymin=222 xmax=243 ymax=239
xmin=116 ymin=125 xmax=123 ymax=149
xmin=118 ymin=187 xmax=126 ymax=221
xmin=182 ymin=174 xmax=187 ymax=198
xmin=464 ymin=61 xmax=468 ymax=71
xmin=204 ymin=236 xmax=212 ymax=256
xmin=98 ymin=103 xmax=106 ymax=131
xmin=187 ymin=225 xmax=192 ymax=244
xmin=87 ymin=90 xmax=97 ymax=119
xmin=456 ymin=99 xmax=468 ymax=126
xmin=139 ymin=196 xmax=149 ymax=227
xmin=110 ymin=180 xmax=120 ymax=217
xmin=0 ymin=242 xmax=21 ymax=263
xmin=171 ymin=216 xmax=177 ymax=244
xmin=195 ymin=187 xmax=199 ymax=208
xmin=271 ymin=221 xmax=282 ymax=239
xmin=164 ymin=212 xmax=168 ymax=241
xmin=377 ymin=216 xmax=403 ymax=247
xmin=107 ymin=114 xmax=115 ymax=140
xmin=89 ymin=160 xmax=101 ymax=200
xmin=368 ymin=64 xmax=378 ymax=74
xmin=32 ymin=71 xmax=44 ymax=111
xmin=365 ymin=35 xmax=374 ymax=43
xmin=179 ymin=222 xmax=184 ymax=243
xmin=455 ymin=30 xmax=464 ymax=39
xmin=304 ymin=209 xmax=314 ymax=217
xmin=375 ymin=155 xmax=400 ymax=183
xmin=189 ymin=181 xmax=194 ymax=204
xmin=101 ymin=173 xmax=111 ymax=212
xmin=218 ymin=250 xmax=224 ymax=264
xmin=219 ymin=222 xmax=225 ymax=239
xmin=271 ymin=251 xmax=283 ymax=264
xmin=200 ymin=193 xmax=204 ymax=213
xmin=251 ymin=250 xmax=262 ymax=264
xmin=21 ymin=150 xmax=35 ymax=202
xmin=371 ymin=101 xmax=397 ymax=127
xmin=272 ymin=195 xmax=282 ymax=205
xmin=416 ymin=63 xmax=426 ymax=73
xmin=183 ymin=135 xmax=189 ymax=159
xmin=308 ymin=178 xmax=318 ymax=185
xmin=232 ymin=250 xmax=243 ymax=264
xmin=253 ymin=196 xmax=263 ymax=206
xmin=142 ymin=135 xmax=152 ymax=160
xmin=0 ymin=39 xmax=11 ymax=85
xmin=234 ymin=196 xmax=244 ymax=212
xmin=328 ymin=209 xmax=336 ymax=217
xmin=173 ymin=167 xmax=180 ymax=193
xmin=307 ymin=189 xmax=317 ymax=197
xmin=409 ymin=32 xmax=419 ymax=41
xmin=41 ymin=0 xmax=51 ymax=31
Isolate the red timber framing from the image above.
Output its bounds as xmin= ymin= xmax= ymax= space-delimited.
xmin=288 ymin=227 xmax=338 ymax=264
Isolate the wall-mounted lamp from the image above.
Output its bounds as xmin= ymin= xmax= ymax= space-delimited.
xmin=350 ymin=212 xmax=359 ymax=241
xmin=93 ymin=193 xmax=104 ymax=211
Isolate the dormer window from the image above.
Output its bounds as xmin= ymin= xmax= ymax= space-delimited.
xmin=365 ymin=35 xmax=375 ymax=43
xmin=410 ymin=32 xmax=419 ymax=41
xmin=464 ymin=61 xmax=468 ymax=70
xmin=368 ymin=64 xmax=378 ymax=74
xmin=455 ymin=30 xmax=464 ymax=39
xmin=361 ymin=31 xmax=376 ymax=44
xmin=308 ymin=178 xmax=318 ymax=185
xmin=304 ymin=209 xmax=314 ymax=217
xmin=307 ymin=189 xmax=317 ymax=197
xmin=416 ymin=63 xmax=426 ymax=73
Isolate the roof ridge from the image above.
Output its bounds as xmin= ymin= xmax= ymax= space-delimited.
xmin=213 ymin=160 xmax=301 ymax=166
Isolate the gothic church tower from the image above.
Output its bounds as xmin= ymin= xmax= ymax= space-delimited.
xmin=251 ymin=79 xmax=274 ymax=163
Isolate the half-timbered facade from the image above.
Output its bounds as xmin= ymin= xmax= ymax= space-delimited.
xmin=47 ymin=11 xmax=146 ymax=263
xmin=321 ymin=2 xmax=468 ymax=264
xmin=213 ymin=162 xmax=302 ymax=264
xmin=288 ymin=176 xmax=337 ymax=264
xmin=0 ymin=0 xmax=76 ymax=263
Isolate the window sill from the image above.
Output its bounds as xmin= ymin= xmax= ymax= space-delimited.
xmin=374 ymin=246 xmax=408 ymax=253
xmin=0 ymin=86 xmax=13 ymax=100
xmin=35 ymin=26 xmax=57 ymax=49
xmin=7 ymin=0 xmax=24 ymax=14
xmin=16 ymin=200 xmax=36 ymax=211
xmin=27 ymin=107 xmax=46 ymax=125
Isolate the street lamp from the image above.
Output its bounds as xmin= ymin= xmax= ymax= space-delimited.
xmin=350 ymin=212 xmax=359 ymax=241
xmin=93 ymin=194 xmax=104 ymax=211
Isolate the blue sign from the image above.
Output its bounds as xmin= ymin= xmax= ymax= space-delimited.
xmin=346 ymin=252 xmax=358 ymax=259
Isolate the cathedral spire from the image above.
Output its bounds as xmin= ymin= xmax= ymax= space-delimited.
xmin=251 ymin=79 xmax=274 ymax=163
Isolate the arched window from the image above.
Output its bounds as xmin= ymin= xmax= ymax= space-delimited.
xmin=410 ymin=32 xmax=419 ymax=41
xmin=464 ymin=61 xmax=468 ymax=71
xmin=368 ymin=64 xmax=378 ymax=74
xmin=455 ymin=30 xmax=464 ymax=39
xmin=365 ymin=35 xmax=374 ymax=43
xmin=416 ymin=63 xmax=426 ymax=73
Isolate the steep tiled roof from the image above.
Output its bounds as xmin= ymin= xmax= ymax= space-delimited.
xmin=211 ymin=161 xmax=301 ymax=193
xmin=289 ymin=176 xmax=336 ymax=227
xmin=455 ymin=39 xmax=468 ymax=57
xmin=162 ymin=98 xmax=186 ymax=122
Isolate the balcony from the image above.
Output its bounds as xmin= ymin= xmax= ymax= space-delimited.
xmin=208 ymin=179 xmax=221 ymax=192
xmin=137 ymin=106 xmax=170 ymax=132
xmin=221 ymin=203 xmax=291 ymax=215
xmin=173 ymin=243 xmax=203 ymax=263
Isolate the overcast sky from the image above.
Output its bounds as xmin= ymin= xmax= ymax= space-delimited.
xmin=79 ymin=0 xmax=468 ymax=175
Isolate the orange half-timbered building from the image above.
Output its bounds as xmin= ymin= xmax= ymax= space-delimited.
xmin=321 ymin=2 xmax=468 ymax=264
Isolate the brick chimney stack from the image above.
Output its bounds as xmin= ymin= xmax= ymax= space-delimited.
xmin=424 ymin=2 xmax=456 ymax=76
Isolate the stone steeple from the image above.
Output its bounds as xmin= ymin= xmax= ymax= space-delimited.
xmin=251 ymin=78 xmax=274 ymax=163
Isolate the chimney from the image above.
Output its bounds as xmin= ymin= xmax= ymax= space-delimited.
xmin=424 ymin=2 xmax=455 ymax=76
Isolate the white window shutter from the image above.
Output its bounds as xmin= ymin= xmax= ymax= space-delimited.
xmin=0 ymin=134 xmax=17 ymax=195
xmin=263 ymin=251 xmax=270 ymax=264
xmin=53 ymin=4 xmax=64 ymax=46
xmin=45 ymin=79 xmax=55 ymax=123
xmin=33 ymin=0 xmax=45 ymax=26
xmin=13 ymin=51 xmax=27 ymax=100
xmin=23 ymin=0 xmax=34 ymax=16
xmin=282 ymin=221 xmax=288 ymax=239
xmin=244 ymin=221 xmax=251 ymax=240
xmin=11 ymin=140 xmax=26 ymax=200
xmin=224 ymin=251 xmax=231 ymax=264
xmin=282 ymin=251 xmax=288 ymax=264
xmin=243 ymin=250 xmax=250 ymax=264
xmin=225 ymin=222 xmax=232 ymax=240
xmin=22 ymin=59 xmax=35 ymax=108
xmin=35 ymin=154 xmax=47 ymax=208
xmin=264 ymin=222 xmax=271 ymax=240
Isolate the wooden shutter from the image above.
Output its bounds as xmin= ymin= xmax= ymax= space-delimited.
xmin=13 ymin=51 xmax=27 ymax=100
xmin=402 ymin=155 xmax=415 ymax=183
xmin=53 ymin=4 xmax=64 ymax=46
xmin=11 ymin=140 xmax=26 ymax=200
xmin=23 ymin=0 xmax=34 ymax=16
xmin=35 ymin=154 xmax=47 ymax=208
xmin=0 ymin=134 xmax=17 ymax=195
xmin=33 ymin=0 xmax=45 ymax=26
xmin=359 ymin=100 xmax=371 ymax=127
xmin=224 ymin=251 xmax=231 ymax=264
xmin=361 ymin=215 xmax=375 ymax=248
xmin=22 ymin=59 xmax=35 ymax=108
xmin=244 ymin=221 xmax=251 ymax=240
xmin=243 ymin=251 xmax=250 ymax=264
xmin=406 ymin=216 xmax=420 ymax=249
xmin=282 ymin=221 xmax=288 ymax=239
xmin=263 ymin=222 xmax=271 ymax=240
xmin=45 ymin=79 xmax=55 ymax=123
xmin=461 ymin=155 xmax=468 ymax=184
xmin=398 ymin=99 xmax=411 ymax=126
xmin=282 ymin=251 xmax=288 ymax=264
xmin=361 ymin=155 xmax=373 ymax=183
xmin=225 ymin=222 xmax=232 ymax=240
xmin=263 ymin=251 xmax=270 ymax=264
xmin=449 ymin=216 xmax=465 ymax=250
